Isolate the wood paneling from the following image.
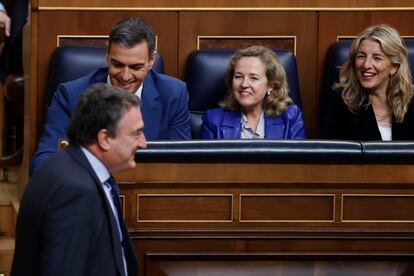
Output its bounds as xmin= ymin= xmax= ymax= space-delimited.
xmin=198 ymin=36 xmax=296 ymax=54
xmin=115 ymin=162 xmax=414 ymax=184
xmin=240 ymin=194 xmax=334 ymax=222
xmin=145 ymin=253 xmax=414 ymax=276
xmin=342 ymin=195 xmax=414 ymax=222
xmin=0 ymin=238 xmax=14 ymax=276
xmin=36 ymin=0 xmax=414 ymax=9
xmin=137 ymin=194 xmax=233 ymax=222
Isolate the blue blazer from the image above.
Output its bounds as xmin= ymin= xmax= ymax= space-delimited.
xmin=13 ymin=144 xmax=137 ymax=276
xmin=30 ymin=68 xmax=191 ymax=174
xmin=200 ymin=105 xmax=306 ymax=139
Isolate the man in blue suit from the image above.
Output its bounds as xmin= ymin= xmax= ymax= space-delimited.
xmin=12 ymin=83 xmax=146 ymax=276
xmin=30 ymin=17 xmax=191 ymax=174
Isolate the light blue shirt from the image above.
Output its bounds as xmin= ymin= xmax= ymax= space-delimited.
xmin=80 ymin=146 xmax=128 ymax=276
xmin=241 ymin=111 xmax=265 ymax=139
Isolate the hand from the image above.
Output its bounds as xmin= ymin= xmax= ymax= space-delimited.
xmin=0 ymin=10 xmax=10 ymax=37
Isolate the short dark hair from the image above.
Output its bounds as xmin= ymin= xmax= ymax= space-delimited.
xmin=68 ymin=83 xmax=140 ymax=145
xmin=108 ymin=17 xmax=156 ymax=58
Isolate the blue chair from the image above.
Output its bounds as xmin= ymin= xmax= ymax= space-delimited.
xmin=320 ymin=39 xmax=414 ymax=137
xmin=186 ymin=48 xmax=302 ymax=139
xmin=45 ymin=44 xmax=165 ymax=112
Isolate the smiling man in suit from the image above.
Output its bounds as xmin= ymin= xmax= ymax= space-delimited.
xmin=11 ymin=83 xmax=146 ymax=276
xmin=30 ymin=16 xmax=191 ymax=175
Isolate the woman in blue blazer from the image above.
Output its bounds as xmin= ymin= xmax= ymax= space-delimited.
xmin=201 ymin=46 xmax=306 ymax=139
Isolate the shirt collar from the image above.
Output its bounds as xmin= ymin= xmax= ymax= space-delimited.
xmin=80 ymin=146 xmax=110 ymax=183
xmin=106 ymin=75 xmax=143 ymax=98
xmin=240 ymin=111 xmax=265 ymax=139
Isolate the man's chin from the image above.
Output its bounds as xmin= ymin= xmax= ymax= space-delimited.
xmin=114 ymin=83 xmax=138 ymax=93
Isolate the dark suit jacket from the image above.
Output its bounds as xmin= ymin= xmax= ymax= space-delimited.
xmin=321 ymin=90 xmax=414 ymax=140
xmin=30 ymin=67 xmax=191 ymax=174
xmin=11 ymin=144 xmax=137 ymax=276
xmin=0 ymin=0 xmax=28 ymax=81
xmin=200 ymin=105 xmax=306 ymax=139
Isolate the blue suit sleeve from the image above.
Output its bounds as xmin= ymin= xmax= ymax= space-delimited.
xmin=167 ymin=83 xmax=191 ymax=140
xmin=288 ymin=105 xmax=306 ymax=139
xmin=200 ymin=110 xmax=217 ymax=139
xmin=29 ymin=84 xmax=76 ymax=175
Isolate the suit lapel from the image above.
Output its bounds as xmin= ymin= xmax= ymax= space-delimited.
xmin=65 ymin=144 xmax=128 ymax=276
xmin=221 ymin=110 xmax=241 ymax=138
xmin=141 ymin=71 xmax=163 ymax=140
xmin=264 ymin=113 xmax=284 ymax=139
xmin=357 ymin=105 xmax=382 ymax=140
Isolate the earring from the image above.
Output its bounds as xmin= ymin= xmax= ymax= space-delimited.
xmin=266 ymin=91 xmax=271 ymax=96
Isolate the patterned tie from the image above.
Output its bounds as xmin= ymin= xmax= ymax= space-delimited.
xmin=106 ymin=176 xmax=130 ymax=273
xmin=106 ymin=176 xmax=123 ymax=222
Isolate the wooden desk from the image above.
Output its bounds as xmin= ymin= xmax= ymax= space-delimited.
xmin=115 ymin=141 xmax=414 ymax=275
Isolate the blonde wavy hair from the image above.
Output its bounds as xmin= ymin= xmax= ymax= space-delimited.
xmin=335 ymin=24 xmax=413 ymax=122
xmin=219 ymin=45 xmax=293 ymax=116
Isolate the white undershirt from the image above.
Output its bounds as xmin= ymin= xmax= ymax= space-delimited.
xmin=377 ymin=122 xmax=392 ymax=141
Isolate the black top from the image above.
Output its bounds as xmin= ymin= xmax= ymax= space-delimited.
xmin=321 ymin=90 xmax=414 ymax=141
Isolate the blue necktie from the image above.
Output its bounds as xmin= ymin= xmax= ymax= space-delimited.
xmin=106 ymin=177 xmax=130 ymax=263
xmin=106 ymin=176 xmax=123 ymax=222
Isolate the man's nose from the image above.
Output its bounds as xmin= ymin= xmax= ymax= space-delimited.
xmin=137 ymin=134 xmax=147 ymax=150
xmin=120 ymin=67 xmax=132 ymax=80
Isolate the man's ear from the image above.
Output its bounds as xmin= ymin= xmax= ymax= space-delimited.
xmin=97 ymin=129 xmax=112 ymax=151
xmin=148 ymin=50 xmax=157 ymax=70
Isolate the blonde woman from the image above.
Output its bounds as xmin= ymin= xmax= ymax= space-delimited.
xmin=322 ymin=24 xmax=414 ymax=140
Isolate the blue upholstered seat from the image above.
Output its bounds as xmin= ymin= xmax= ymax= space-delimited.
xmin=185 ymin=48 xmax=302 ymax=138
xmin=45 ymin=44 xmax=164 ymax=112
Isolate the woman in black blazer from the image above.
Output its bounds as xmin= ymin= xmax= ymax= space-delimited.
xmin=322 ymin=24 xmax=414 ymax=141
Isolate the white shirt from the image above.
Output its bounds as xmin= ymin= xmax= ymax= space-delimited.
xmin=0 ymin=3 xmax=6 ymax=13
xmin=107 ymin=75 xmax=143 ymax=98
xmin=80 ymin=146 xmax=128 ymax=276
xmin=377 ymin=122 xmax=392 ymax=141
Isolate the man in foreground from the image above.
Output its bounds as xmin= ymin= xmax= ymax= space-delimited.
xmin=12 ymin=83 xmax=146 ymax=276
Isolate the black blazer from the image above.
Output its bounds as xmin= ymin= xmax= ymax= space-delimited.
xmin=321 ymin=90 xmax=414 ymax=141
xmin=0 ymin=0 xmax=28 ymax=81
xmin=11 ymin=144 xmax=138 ymax=276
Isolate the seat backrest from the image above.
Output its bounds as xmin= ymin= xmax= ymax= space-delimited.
xmin=320 ymin=39 xmax=414 ymax=136
xmin=186 ymin=48 xmax=302 ymax=139
xmin=45 ymin=44 xmax=165 ymax=111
